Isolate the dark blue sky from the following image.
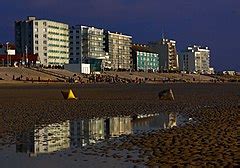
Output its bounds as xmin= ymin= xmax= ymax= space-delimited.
xmin=1 ymin=0 xmax=239 ymax=71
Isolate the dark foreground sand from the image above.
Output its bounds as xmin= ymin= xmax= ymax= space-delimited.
xmin=0 ymin=83 xmax=239 ymax=167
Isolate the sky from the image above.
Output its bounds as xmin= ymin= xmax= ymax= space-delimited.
xmin=0 ymin=0 xmax=239 ymax=71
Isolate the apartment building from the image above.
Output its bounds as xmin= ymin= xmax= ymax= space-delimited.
xmin=149 ymin=38 xmax=179 ymax=71
xmin=131 ymin=44 xmax=159 ymax=72
xmin=69 ymin=25 xmax=105 ymax=72
xmin=179 ymin=45 xmax=211 ymax=73
xmin=15 ymin=16 xmax=69 ymax=67
xmin=104 ymin=31 xmax=132 ymax=70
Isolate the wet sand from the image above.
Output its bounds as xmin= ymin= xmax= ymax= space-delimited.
xmin=0 ymin=83 xmax=239 ymax=167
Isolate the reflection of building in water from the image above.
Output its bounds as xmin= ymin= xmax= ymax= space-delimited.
xmin=132 ymin=113 xmax=178 ymax=131
xmin=16 ymin=121 xmax=70 ymax=155
xmin=16 ymin=116 xmax=136 ymax=155
xmin=106 ymin=117 xmax=132 ymax=137
xmin=132 ymin=113 xmax=169 ymax=131
xmin=167 ymin=112 xmax=177 ymax=128
xmin=70 ymin=118 xmax=105 ymax=147
xmin=70 ymin=117 xmax=132 ymax=147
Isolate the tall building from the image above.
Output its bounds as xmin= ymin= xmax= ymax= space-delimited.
xmin=131 ymin=44 xmax=159 ymax=72
xmin=69 ymin=25 xmax=105 ymax=72
xmin=179 ymin=45 xmax=211 ymax=73
xmin=149 ymin=38 xmax=179 ymax=71
xmin=15 ymin=16 xmax=69 ymax=67
xmin=104 ymin=31 xmax=132 ymax=70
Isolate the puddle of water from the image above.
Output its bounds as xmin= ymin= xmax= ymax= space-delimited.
xmin=1 ymin=112 xmax=188 ymax=158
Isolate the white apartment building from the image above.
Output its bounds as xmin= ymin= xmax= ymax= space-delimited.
xmin=15 ymin=16 xmax=69 ymax=67
xmin=149 ymin=38 xmax=179 ymax=71
xmin=179 ymin=45 xmax=211 ymax=73
xmin=104 ymin=31 xmax=132 ymax=70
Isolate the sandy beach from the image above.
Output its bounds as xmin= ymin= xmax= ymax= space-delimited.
xmin=0 ymin=83 xmax=239 ymax=167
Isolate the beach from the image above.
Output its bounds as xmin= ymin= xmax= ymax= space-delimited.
xmin=0 ymin=83 xmax=239 ymax=167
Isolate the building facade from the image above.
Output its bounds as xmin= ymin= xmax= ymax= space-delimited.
xmin=69 ymin=25 xmax=105 ymax=72
xmin=15 ymin=16 xmax=69 ymax=67
xmin=104 ymin=31 xmax=132 ymax=70
xmin=131 ymin=44 xmax=159 ymax=72
xmin=179 ymin=45 xmax=211 ymax=73
xmin=149 ymin=38 xmax=179 ymax=71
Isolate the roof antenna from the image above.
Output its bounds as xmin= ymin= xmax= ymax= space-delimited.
xmin=162 ymin=29 xmax=165 ymax=40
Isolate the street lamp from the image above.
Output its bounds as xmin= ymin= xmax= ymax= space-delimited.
xmin=25 ymin=45 xmax=28 ymax=67
xmin=6 ymin=42 xmax=9 ymax=67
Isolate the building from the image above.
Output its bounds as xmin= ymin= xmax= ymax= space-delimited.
xmin=104 ymin=31 xmax=132 ymax=70
xmin=149 ymin=38 xmax=179 ymax=71
xmin=15 ymin=16 xmax=69 ymax=67
xmin=131 ymin=44 xmax=159 ymax=72
xmin=69 ymin=25 xmax=105 ymax=72
xmin=179 ymin=45 xmax=211 ymax=73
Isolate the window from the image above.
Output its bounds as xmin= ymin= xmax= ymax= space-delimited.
xmin=34 ymin=28 xmax=38 ymax=32
xmin=35 ymin=47 xmax=38 ymax=50
xmin=35 ymin=40 xmax=38 ymax=44
xmin=43 ymin=40 xmax=47 ymax=44
xmin=44 ymin=53 xmax=47 ymax=56
xmin=43 ymin=22 xmax=47 ymax=26
xmin=43 ymin=34 xmax=47 ymax=38
xmin=35 ymin=22 xmax=38 ymax=26
xmin=35 ymin=34 xmax=38 ymax=38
